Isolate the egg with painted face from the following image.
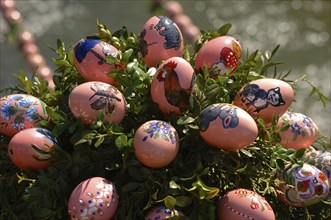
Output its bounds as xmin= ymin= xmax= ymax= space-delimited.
xmin=233 ymin=78 xmax=294 ymax=124
xmin=151 ymin=57 xmax=195 ymax=115
xmin=195 ymin=36 xmax=241 ymax=78
xmin=277 ymin=112 xmax=318 ymax=150
xmin=0 ymin=94 xmax=48 ymax=137
xmin=68 ymin=177 xmax=118 ymax=220
xmin=73 ymin=38 xmax=121 ymax=85
xmin=8 ymin=128 xmax=59 ymax=170
xmin=140 ymin=15 xmax=184 ymax=67
xmin=218 ymin=189 xmax=275 ymax=220
xmin=199 ymin=103 xmax=258 ymax=150
xmin=145 ymin=206 xmax=183 ymax=220
xmin=134 ymin=120 xmax=179 ymax=168
xmin=68 ymin=81 xmax=126 ymax=125
xmin=277 ymin=163 xmax=329 ymax=207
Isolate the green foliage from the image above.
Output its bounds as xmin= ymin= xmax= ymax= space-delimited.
xmin=0 ymin=22 xmax=330 ymax=220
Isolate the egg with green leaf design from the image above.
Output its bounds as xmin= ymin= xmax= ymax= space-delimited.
xmin=8 ymin=128 xmax=60 ymax=170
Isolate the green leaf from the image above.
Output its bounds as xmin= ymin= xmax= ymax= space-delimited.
xmin=122 ymin=49 xmax=133 ymax=63
xmin=121 ymin=182 xmax=140 ymax=192
xmin=164 ymin=196 xmax=176 ymax=210
xmin=217 ymin=23 xmax=232 ymax=36
xmin=175 ymin=196 xmax=192 ymax=207
xmin=294 ymin=148 xmax=306 ymax=159
xmin=177 ymin=115 xmax=195 ymax=125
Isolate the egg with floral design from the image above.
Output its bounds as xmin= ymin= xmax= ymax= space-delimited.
xmin=134 ymin=120 xmax=179 ymax=168
xmin=68 ymin=81 xmax=126 ymax=125
xmin=199 ymin=103 xmax=258 ymax=150
xmin=151 ymin=57 xmax=195 ymax=115
xmin=140 ymin=15 xmax=184 ymax=67
xmin=68 ymin=177 xmax=118 ymax=220
xmin=0 ymin=94 xmax=48 ymax=137
xmin=277 ymin=112 xmax=318 ymax=150
xmin=8 ymin=128 xmax=59 ymax=170
xmin=73 ymin=38 xmax=122 ymax=85
xmin=218 ymin=188 xmax=275 ymax=220
xmin=195 ymin=36 xmax=241 ymax=78
xmin=145 ymin=206 xmax=183 ymax=220
xmin=233 ymin=78 xmax=294 ymax=124
xmin=277 ymin=163 xmax=329 ymax=207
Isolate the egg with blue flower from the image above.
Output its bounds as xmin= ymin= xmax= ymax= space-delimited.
xmin=134 ymin=120 xmax=179 ymax=168
xmin=0 ymin=94 xmax=48 ymax=137
xmin=8 ymin=128 xmax=60 ymax=170
xmin=145 ymin=206 xmax=183 ymax=220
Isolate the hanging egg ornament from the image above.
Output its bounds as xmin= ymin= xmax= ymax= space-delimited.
xmin=195 ymin=36 xmax=242 ymax=78
xmin=73 ymin=38 xmax=121 ymax=85
xmin=199 ymin=103 xmax=258 ymax=150
xmin=134 ymin=120 xmax=179 ymax=168
xmin=8 ymin=128 xmax=59 ymax=170
xmin=218 ymin=189 xmax=275 ymax=220
xmin=139 ymin=15 xmax=184 ymax=67
xmin=277 ymin=112 xmax=318 ymax=150
xmin=233 ymin=78 xmax=294 ymax=124
xmin=277 ymin=163 xmax=329 ymax=207
xmin=68 ymin=177 xmax=119 ymax=220
xmin=68 ymin=81 xmax=126 ymax=125
xmin=151 ymin=57 xmax=195 ymax=115
xmin=0 ymin=94 xmax=48 ymax=137
xmin=145 ymin=206 xmax=183 ymax=220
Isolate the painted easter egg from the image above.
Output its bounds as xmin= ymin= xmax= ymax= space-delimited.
xmin=0 ymin=94 xmax=48 ymax=137
xmin=277 ymin=163 xmax=329 ymax=207
xmin=218 ymin=188 xmax=275 ymax=220
xmin=73 ymin=38 xmax=121 ymax=85
xmin=139 ymin=15 xmax=184 ymax=67
xmin=151 ymin=57 xmax=195 ymax=115
xmin=145 ymin=206 xmax=183 ymax=220
xmin=233 ymin=78 xmax=294 ymax=124
xmin=277 ymin=112 xmax=318 ymax=150
xmin=303 ymin=147 xmax=331 ymax=190
xmin=68 ymin=81 xmax=126 ymax=125
xmin=68 ymin=177 xmax=118 ymax=220
xmin=195 ymin=36 xmax=241 ymax=78
xmin=8 ymin=128 xmax=59 ymax=170
xmin=199 ymin=103 xmax=258 ymax=150
xmin=134 ymin=120 xmax=179 ymax=168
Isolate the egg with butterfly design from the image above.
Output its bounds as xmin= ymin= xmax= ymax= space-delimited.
xmin=151 ymin=57 xmax=195 ymax=116
xmin=199 ymin=103 xmax=258 ymax=150
xmin=68 ymin=81 xmax=126 ymax=125
xmin=73 ymin=38 xmax=122 ymax=85
xmin=7 ymin=128 xmax=60 ymax=170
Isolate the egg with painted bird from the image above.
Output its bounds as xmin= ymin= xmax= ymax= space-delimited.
xmin=68 ymin=177 xmax=119 ymax=220
xmin=145 ymin=206 xmax=183 ymax=220
xmin=0 ymin=94 xmax=48 ymax=137
xmin=199 ymin=103 xmax=258 ymax=150
xmin=277 ymin=112 xmax=318 ymax=150
xmin=233 ymin=78 xmax=294 ymax=124
xmin=68 ymin=81 xmax=126 ymax=125
xmin=8 ymin=128 xmax=59 ymax=170
xmin=218 ymin=189 xmax=275 ymax=220
xmin=134 ymin=120 xmax=179 ymax=168
xmin=151 ymin=57 xmax=195 ymax=115
xmin=277 ymin=163 xmax=329 ymax=207
xmin=195 ymin=36 xmax=241 ymax=78
xmin=73 ymin=38 xmax=121 ymax=85
xmin=140 ymin=15 xmax=184 ymax=67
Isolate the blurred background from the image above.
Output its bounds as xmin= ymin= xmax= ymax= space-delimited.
xmin=0 ymin=0 xmax=330 ymax=136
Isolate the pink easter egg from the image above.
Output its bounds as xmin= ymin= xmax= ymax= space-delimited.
xmin=218 ymin=189 xmax=275 ymax=220
xmin=145 ymin=206 xmax=183 ymax=220
xmin=195 ymin=36 xmax=242 ymax=78
xmin=277 ymin=112 xmax=318 ymax=150
xmin=233 ymin=78 xmax=294 ymax=124
xmin=150 ymin=57 xmax=195 ymax=115
xmin=0 ymin=94 xmax=48 ymax=137
xmin=8 ymin=128 xmax=59 ymax=170
xmin=68 ymin=81 xmax=126 ymax=125
xmin=68 ymin=177 xmax=119 ymax=220
xmin=199 ymin=103 xmax=258 ymax=150
xmin=139 ymin=16 xmax=184 ymax=67
xmin=73 ymin=38 xmax=121 ymax=85
xmin=134 ymin=120 xmax=179 ymax=168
